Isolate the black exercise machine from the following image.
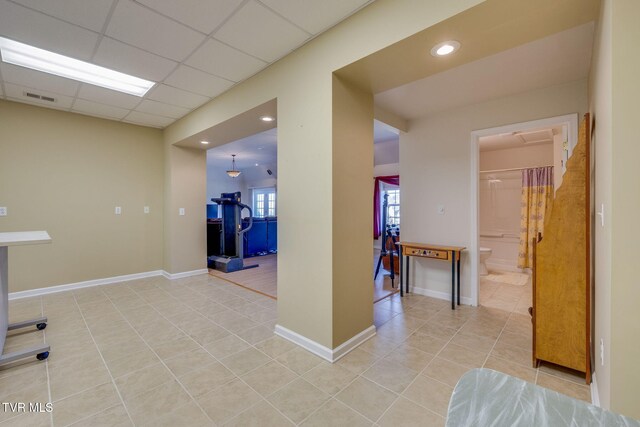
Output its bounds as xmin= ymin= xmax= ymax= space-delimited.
xmin=374 ymin=193 xmax=400 ymax=288
xmin=208 ymin=192 xmax=259 ymax=273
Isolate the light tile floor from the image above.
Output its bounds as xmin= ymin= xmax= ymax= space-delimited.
xmin=1 ymin=274 xmax=590 ymax=426
xmin=479 ymin=270 xmax=532 ymax=315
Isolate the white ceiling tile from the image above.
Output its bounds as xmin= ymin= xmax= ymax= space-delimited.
xmin=147 ymin=84 xmax=209 ymax=109
xmin=260 ymin=0 xmax=369 ymax=34
xmin=77 ymin=84 xmax=141 ymax=109
xmin=135 ymin=0 xmax=243 ymax=34
xmin=72 ymin=98 xmax=130 ymax=120
xmin=4 ymin=82 xmax=74 ymax=109
xmin=11 ymin=0 xmax=115 ymax=32
xmin=93 ymin=37 xmax=178 ymax=82
xmin=164 ymin=65 xmax=233 ymax=97
xmin=124 ymin=111 xmax=175 ymax=128
xmin=106 ymin=0 xmax=205 ymax=61
xmin=215 ymin=0 xmax=310 ymax=62
xmin=186 ymin=39 xmax=267 ymax=82
xmin=135 ymin=99 xmax=189 ymax=119
xmin=0 ymin=63 xmax=79 ymax=96
xmin=0 ymin=0 xmax=99 ymax=60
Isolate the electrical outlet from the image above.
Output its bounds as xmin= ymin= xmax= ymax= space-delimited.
xmin=437 ymin=205 xmax=445 ymax=215
xmin=0 ymin=207 xmax=6 ymax=216
xmin=115 ymin=206 xmax=122 ymax=215
xmin=179 ymin=208 xmax=185 ymax=216
xmin=144 ymin=206 xmax=150 ymax=214
xmin=600 ymin=338 xmax=604 ymax=366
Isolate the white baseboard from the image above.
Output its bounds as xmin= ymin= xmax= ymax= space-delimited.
xmin=9 ymin=268 xmax=209 ymax=300
xmin=162 ymin=269 xmax=209 ymax=280
xmin=275 ymin=324 xmax=376 ymax=363
xmin=591 ymin=373 xmax=600 ymax=407
xmin=409 ymin=286 xmax=473 ymax=306
xmin=9 ymin=270 xmax=164 ymax=300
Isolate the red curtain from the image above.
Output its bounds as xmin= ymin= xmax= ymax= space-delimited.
xmin=373 ymin=175 xmax=399 ymax=239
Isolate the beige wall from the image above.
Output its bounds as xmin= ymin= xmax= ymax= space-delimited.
xmin=609 ymin=0 xmax=640 ymax=418
xmin=0 ymin=100 xmax=164 ymax=292
xmin=162 ymin=0 xmax=484 ymax=348
xmin=589 ymin=0 xmax=612 ymax=410
xmin=400 ymin=79 xmax=587 ymax=299
xmin=332 ymin=76 xmax=374 ymax=346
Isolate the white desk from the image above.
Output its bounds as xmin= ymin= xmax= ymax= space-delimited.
xmin=0 ymin=231 xmax=51 ymax=364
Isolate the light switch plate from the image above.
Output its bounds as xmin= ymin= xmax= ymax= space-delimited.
xmin=179 ymin=208 xmax=185 ymax=216
xmin=144 ymin=206 xmax=150 ymax=214
xmin=0 ymin=207 xmax=6 ymax=216
xmin=115 ymin=206 xmax=122 ymax=215
xmin=437 ymin=205 xmax=445 ymax=215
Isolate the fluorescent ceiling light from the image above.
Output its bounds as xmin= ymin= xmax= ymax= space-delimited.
xmin=430 ymin=41 xmax=460 ymax=57
xmin=0 ymin=37 xmax=155 ymax=97
xmin=201 ymin=140 xmax=210 ymax=145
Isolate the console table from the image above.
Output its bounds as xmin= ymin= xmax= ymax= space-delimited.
xmin=0 ymin=231 xmax=51 ymax=365
xmin=397 ymin=242 xmax=465 ymax=310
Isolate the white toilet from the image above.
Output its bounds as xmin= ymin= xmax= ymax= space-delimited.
xmin=479 ymin=247 xmax=492 ymax=276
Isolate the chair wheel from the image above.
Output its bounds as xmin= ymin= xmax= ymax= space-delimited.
xmin=36 ymin=352 xmax=49 ymax=361
xmin=36 ymin=323 xmax=47 ymax=330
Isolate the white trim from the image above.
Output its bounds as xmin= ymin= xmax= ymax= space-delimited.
xmin=469 ymin=113 xmax=579 ymax=308
xmin=409 ymin=286 xmax=474 ymax=306
xmin=274 ymin=324 xmax=376 ymax=363
xmin=9 ymin=268 xmax=210 ymax=300
xmin=9 ymin=270 xmax=163 ymax=300
xmin=162 ymin=269 xmax=209 ymax=280
xmin=591 ymin=373 xmax=600 ymax=407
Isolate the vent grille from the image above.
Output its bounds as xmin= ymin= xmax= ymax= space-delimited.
xmin=23 ymin=91 xmax=56 ymax=103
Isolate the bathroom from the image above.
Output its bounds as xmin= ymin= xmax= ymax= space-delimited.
xmin=478 ymin=124 xmax=566 ymax=313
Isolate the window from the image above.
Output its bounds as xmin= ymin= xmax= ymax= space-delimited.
xmin=253 ymin=187 xmax=276 ymax=217
xmin=385 ymin=188 xmax=400 ymax=225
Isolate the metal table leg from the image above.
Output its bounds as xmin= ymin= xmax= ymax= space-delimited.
xmin=451 ymin=250 xmax=455 ymax=310
xmin=399 ymin=245 xmax=403 ymax=297
xmin=457 ymin=252 xmax=461 ymax=306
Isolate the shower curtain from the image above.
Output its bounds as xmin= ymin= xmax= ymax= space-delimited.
xmin=517 ymin=166 xmax=554 ymax=269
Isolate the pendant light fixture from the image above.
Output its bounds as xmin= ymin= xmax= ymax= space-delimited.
xmin=226 ymin=154 xmax=241 ymax=178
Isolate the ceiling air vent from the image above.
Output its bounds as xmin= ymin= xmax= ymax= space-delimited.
xmin=23 ymin=91 xmax=56 ymax=103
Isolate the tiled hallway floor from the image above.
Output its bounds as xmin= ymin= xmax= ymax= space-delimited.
xmin=1 ymin=274 xmax=590 ymax=426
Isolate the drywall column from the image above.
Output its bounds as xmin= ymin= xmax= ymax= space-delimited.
xmin=332 ymin=76 xmax=374 ymax=347
xmin=589 ymin=0 xmax=612 ymax=410
xmin=163 ymin=144 xmax=207 ymax=275
xmin=609 ymin=0 xmax=640 ymax=418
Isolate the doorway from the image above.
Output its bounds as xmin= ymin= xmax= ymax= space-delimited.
xmin=469 ymin=114 xmax=578 ymax=307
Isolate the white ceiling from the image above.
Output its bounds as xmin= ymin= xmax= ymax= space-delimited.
xmin=0 ymin=0 xmax=373 ymax=128
xmin=375 ymin=22 xmax=595 ymax=120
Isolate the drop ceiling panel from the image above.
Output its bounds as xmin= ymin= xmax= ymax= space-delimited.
xmin=11 ymin=0 xmax=115 ymax=32
xmin=4 ymin=82 xmax=74 ymax=109
xmin=0 ymin=63 xmax=79 ymax=96
xmin=124 ymin=111 xmax=174 ymax=128
xmin=106 ymin=0 xmax=205 ymax=62
xmin=135 ymin=0 xmax=243 ymax=34
xmin=72 ymin=98 xmax=130 ymax=120
xmin=77 ymin=84 xmax=142 ymax=110
xmin=260 ymin=0 xmax=369 ymax=34
xmin=93 ymin=37 xmax=178 ymax=82
xmin=147 ymin=84 xmax=210 ymax=109
xmin=215 ymin=0 xmax=310 ymax=63
xmin=164 ymin=65 xmax=234 ymax=97
xmin=136 ymin=99 xmax=190 ymax=119
xmin=186 ymin=39 xmax=267 ymax=83
xmin=0 ymin=0 xmax=99 ymax=60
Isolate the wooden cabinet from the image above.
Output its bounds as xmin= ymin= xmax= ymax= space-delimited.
xmin=532 ymin=113 xmax=591 ymax=383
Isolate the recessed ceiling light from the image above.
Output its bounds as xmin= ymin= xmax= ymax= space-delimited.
xmin=200 ymin=140 xmax=209 ymax=145
xmin=255 ymin=163 xmax=259 ymax=166
xmin=430 ymin=40 xmax=460 ymax=57
xmin=257 ymin=147 xmax=263 ymax=150
xmin=0 ymin=37 xmax=155 ymax=96
xmin=260 ymin=116 xmax=275 ymax=122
